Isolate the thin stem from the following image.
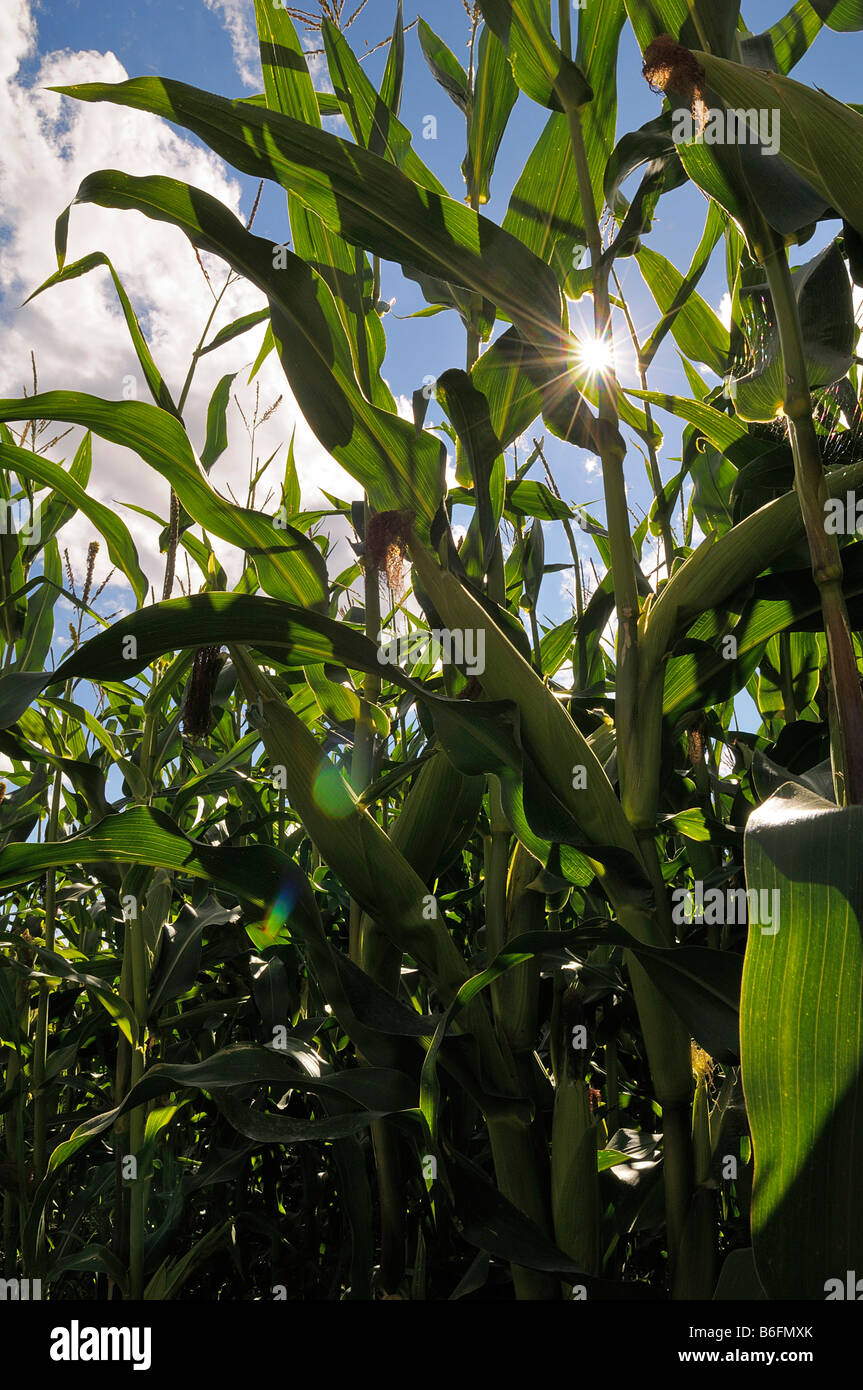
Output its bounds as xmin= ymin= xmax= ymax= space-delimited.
xmin=349 ymin=503 xmax=381 ymax=963
xmin=349 ymin=506 xmax=401 ymax=1292
xmin=465 ymin=13 xmax=482 ymax=368
xmin=562 ymin=83 xmax=695 ymax=1288
xmin=513 ymin=519 xmax=543 ymax=673
xmin=4 ymin=969 xmax=29 ymax=1270
xmin=484 ymin=778 xmax=510 ymax=1014
xmin=564 ymin=107 xmax=641 ymax=817
xmin=162 ymin=271 xmax=236 ymax=601
xmin=558 ymin=0 xmax=572 ymax=59
xmin=112 ymin=1029 xmax=131 ymax=1288
xmin=32 ymin=664 xmax=78 ymax=1188
xmin=757 ymin=224 xmax=863 ymax=803
xmin=31 ymin=769 xmax=62 ymax=1185
xmin=535 ymin=438 xmax=587 ymax=677
xmin=779 ymin=630 xmax=796 ymax=726
xmin=127 ymin=906 xmax=148 ymax=1300
xmin=612 ymin=267 xmax=676 ymax=574
xmin=468 ymin=6 xmax=480 ymax=92
xmin=464 ymin=27 xmax=552 ymax=1294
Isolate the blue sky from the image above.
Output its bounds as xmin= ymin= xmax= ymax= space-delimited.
xmin=2 ymin=0 xmax=862 ymax=735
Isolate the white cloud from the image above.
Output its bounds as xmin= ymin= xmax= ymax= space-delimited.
xmin=202 ymin=0 xmax=261 ymax=89
xmin=0 ymin=0 xmax=354 ymax=601
xmin=0 ymin=0 xmax=34 ymax=84
xmin=718 ymin=291 xmax=733 ymax=330
xmin=584 ymin=455 xmax=600 ymax=474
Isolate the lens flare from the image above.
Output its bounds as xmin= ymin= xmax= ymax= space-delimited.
xmin=574 ymin=335 xmax=615 ymax=376
xmin=313 ymin=763 xmax=353 ymax=818
xmin=266 ymin=876 xmax=300 ymax=936
xmin=250 ymin=870 xmax=303 ymax=948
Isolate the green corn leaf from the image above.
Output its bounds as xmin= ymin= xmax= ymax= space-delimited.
xmin=323 ymin=19 xmax=446 ymax=191
xmin=810 ymin=0 xmax=863 ymax=29
xmin=742 ymin=782 xmax=863 ymax=1298
xmin=538 ymin=616 xmax=577 ymax=675
xmin=763 ymin=0 xmax=863 ymax=82
xmin=57 ymin=170 xmax=445 ymax=530
xmin=16 ymin=538 xmax=62 ymax=672
xmin=26 ymin=252 xmax=178 ymax=416
xmin=694 ymin=48 xmax=863 ymax=239
xmin=253 ymin=1 xmax=394 ymax=413
xmin=304 ymin=662 xmax=390 ymax=738
xmin=603 ymin=112 xmax=674 ymax=214
xmin=408 ymin=535 xmax=660 ymax=937
xmin=1 ymin=939 xmax=138 ymax=1046
xmin=0 ymin=805 xmax=290 ymax=908
xmin=380 ymin=0 xmax=405 ymax=114
xmin=253 ymin=0 xmax=319 ymax=124
xmin=713 ymin=1248 xmax=767 ymax=1300
xmin=637 ymin=247 xmax=730 ymax=375
xmin=199 ymin=307 xmax=270 ymax=357
xmin=625 ymin=391 xmax=749 ymax=454
xmin=417 ymin=18 xmax=470 ymax=111
xmin=504 ymin=112 xmax=583 ymax=271
xmin=477 ymin=0 xmax=592 ymax=111
xmin=467 ymin=24 xmax=519 ymax=204
xmin=22 ymin=427 xmax=92 ymax=557
xmin=729 ymin=241 xmax=855 ymax=422
xmin=506 ymin=479 xmax=572 ymax=521
xmin=0 ymin=440 xmax=147 ymax=606
xmin=624 ymin=0 xmax=714 ymax=48
xmin=228 ymin=645 xmax=477 ymax=1003
xmin=248 ymin=320 xmax=276 ymax=382
xmin=503 ymin=0 xmax=626 ymax=290
xmin=640 ymin=454 xmax=863 ymax=671
xmin=485 ymin=919 xmax=741 ymax=1061
xmin=199 ymin=372 xmax=236 ymax=472
xmin=47 ymin=1246 xmax=129 ymax=1295
xmin=640 ymin=201 xmax=727 ymax=368
xmin=436 ymin=368 xmax=505 ymax=571
xmin=382 ymin=750 xmax=484 ymax=886
xmin=753 ymin=3 xmax=817 ymax=73
xmin=50 ymin=75 xmax=565 ymax=343
xmin=51 ymin=1045 xmax=419 ymax=1161
xmin=0 ymin=392 xmax=327 ymax=610
xmin=0 ymin=590 xmax=402 ymax=730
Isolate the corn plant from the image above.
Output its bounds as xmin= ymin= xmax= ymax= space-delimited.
xmin=1 ymin=0 xmax=863 ymax=1301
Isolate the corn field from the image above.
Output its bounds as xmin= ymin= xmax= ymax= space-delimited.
xmin=1 ymin=0 xmax=863 ymax=1319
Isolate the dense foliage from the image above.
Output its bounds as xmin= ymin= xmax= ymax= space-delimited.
xmin=1 ymin=0 xmax=862 ymax=1301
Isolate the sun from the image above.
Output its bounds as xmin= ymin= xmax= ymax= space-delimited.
xmin=574 ymin=335 xmax=616 ymax=376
